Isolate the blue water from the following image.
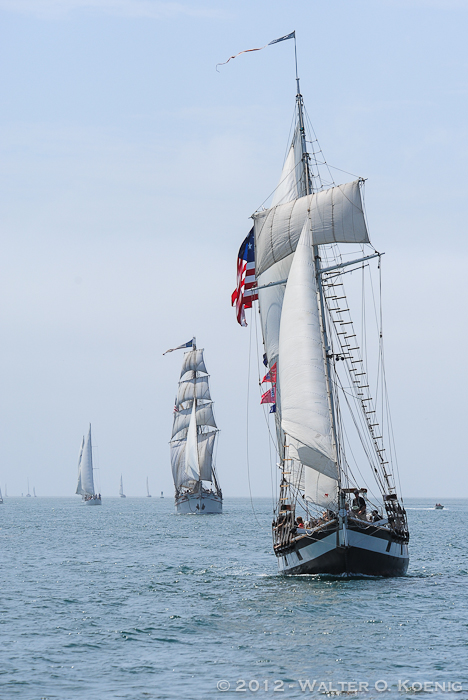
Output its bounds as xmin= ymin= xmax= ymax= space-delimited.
xmin=1 ymin=497 xmax=467 ymax=699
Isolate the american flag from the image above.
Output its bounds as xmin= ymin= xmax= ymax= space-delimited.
xmin=173 ymin=397 xmax=179 ymax=413
xmin=231 ymin=227 xmax=258 ymax=327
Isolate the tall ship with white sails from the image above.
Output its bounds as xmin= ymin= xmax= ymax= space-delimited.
xmin=76 ymin=425 xmax=101 ymax=505
xmin=166 ymin=338 xmax=222 ymax=514
xmin=235 ymin=39 xmax=409 ymax=575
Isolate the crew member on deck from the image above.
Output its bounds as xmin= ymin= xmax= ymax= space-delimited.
xmin=352 ymin=490 xmax=366 ymax=518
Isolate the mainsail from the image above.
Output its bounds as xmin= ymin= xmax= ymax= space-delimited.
xmin=279 ymin=221 xmax=339 ymax=507
xmin=170 ymin=348 xmax=219 ymax=491
xmin=76 ymin=426 xmax=95 ymax=497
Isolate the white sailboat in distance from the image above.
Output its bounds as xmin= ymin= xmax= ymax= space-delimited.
xmin=146 ymin=477 xmax=152 ymax=497
xmin=26 ymin=479 xmax=31 ymax=497
xmin=232 ymin=33 xmax=409 ymax=575
xmin=119 ymin=474 xmax=126 ymax=498
xmin=0 ymin=486 xmax=3 ymax=504
xmin=76 ymin=425 xmax=101 ymax=505
xmin=165 ymin=337 xmax=222 ymax=514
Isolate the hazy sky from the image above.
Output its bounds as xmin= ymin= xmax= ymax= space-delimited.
xmin=1 ymin=0 xmax=467 ymax=500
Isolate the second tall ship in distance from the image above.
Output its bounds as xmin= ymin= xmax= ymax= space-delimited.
xmin=167 ymin=338 xmax=222 ymax=514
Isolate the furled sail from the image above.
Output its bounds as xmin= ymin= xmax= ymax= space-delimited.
xmin=180 ymin=350 xmax=207 ymax=378
xmin=80 ymin=426 xmax=95 ymax=496
xmin=177 ymin=376 xmax=211 ymax=406
xmin=278 ymin=221 xmax=338 ymax=503
xmin=254 ymin=179 xmax=369 ymax=277
xmin=172 ymin=402 xmax=217 ymax=439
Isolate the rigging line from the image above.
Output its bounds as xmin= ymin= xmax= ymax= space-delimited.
xmin=253 ymin=305 xmax=277 ymax=509
xmin=246 ymin=308 xmax=264 ymax=528
xmin=333 ymin=370 xmax=386 ymax=493
xmin=254 ymin=160 xmax=304 ymax=213
xmin=252 ymin=307 xmax=279 ymax=457
xmin=325 ymin=163 xmax=363 ymax=180
xmin=377 ymin=261 xmax=403 ymax=499
xmin=366 ymin=258 xmax=397 ymax=490
xmin=339 ymin=414 xmax=381 ymax=505
xmin=327 ymin=297 xmax=379 ymax=465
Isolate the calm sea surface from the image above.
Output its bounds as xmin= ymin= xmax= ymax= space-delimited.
xmin=1 ymin=497 xmax=467 ymax=699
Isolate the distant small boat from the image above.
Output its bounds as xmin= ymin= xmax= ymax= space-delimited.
xmin=33 ymin=487 xmax=37 ymax=498
xmin=26 ymin=479 xmax=31 ymax=497
xmin=435 ymin=503 xmax=444 ymax=510
xmin=0 ymin=486 xmax=3 ymax=504
xmin=160 ymin=491 xmax=164 ymax=499
xmin=119 ymin=474 xmax=126 ymax=498
xmin=146 ymin=477 xmax=152 ymax=497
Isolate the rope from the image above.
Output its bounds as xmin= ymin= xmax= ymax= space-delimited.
xmin=246 ymin=308 xmax=264 ymax=528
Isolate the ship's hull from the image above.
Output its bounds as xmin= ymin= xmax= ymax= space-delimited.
xmin=276 ymin=520 xmax=408 ymax=576
xmin=175 ymin=491 xmax=222 ymax=514
xmin=84 ymin=498 xmax=102 ymax=506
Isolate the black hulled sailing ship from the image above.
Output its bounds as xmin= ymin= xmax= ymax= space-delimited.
xmin=243 ymin=49 xmax=409 ymax=575
xmin=167 ymin=338 xmax=222 ymax=514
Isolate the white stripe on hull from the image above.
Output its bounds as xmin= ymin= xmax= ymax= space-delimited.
xmin=278 ymin=526 xmax=408 ymax=576
xmin=175 ymin=492 xmax=222 ymax=514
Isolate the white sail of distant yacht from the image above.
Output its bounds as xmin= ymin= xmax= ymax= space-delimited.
xmin=166 ymin=338 xmax=222 ymax=514
xmin=119 ymin=474 xmax=126 ymax=498
xmin=0 ymin=486 xmax=3 ymax=504
xmin=75 ymin=425 xmax=101 ymax=505
xmin=26 ymin=478 xmax=31 ymax=497
xmin=146 ymin=477 xmax=152 ymax=497
xmin=231 ymin=36 xmax=408 ymax=575
xmin=33 ymin=487 xmax=37 ymax=497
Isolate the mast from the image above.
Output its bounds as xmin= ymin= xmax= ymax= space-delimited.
xmin=294 ymin=50 xmax=340 ymax=480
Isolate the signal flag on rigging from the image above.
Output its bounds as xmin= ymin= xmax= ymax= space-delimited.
xmin=261 ymin=387 xmax=276 ymax=404
xmin=231 ymin=228 xmax=258 ymax=327
xmin=262 ymin=362 xmax=277 ymax=384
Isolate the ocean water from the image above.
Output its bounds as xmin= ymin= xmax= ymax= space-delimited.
xmin=1 ymin=497 xmax=467 ymax=700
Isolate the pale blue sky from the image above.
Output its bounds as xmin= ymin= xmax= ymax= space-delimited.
xmin=1 ymin=0 xmax=467 ymax=498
